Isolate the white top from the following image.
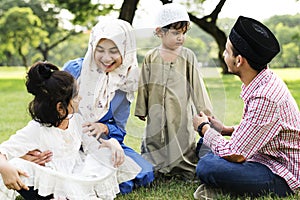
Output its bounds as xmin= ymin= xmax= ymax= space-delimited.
xmin=0 ymin=113 xmax=141 ymax=200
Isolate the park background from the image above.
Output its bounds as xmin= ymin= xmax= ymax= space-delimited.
xmin=0 ymin=0 xmax=300 ymax=199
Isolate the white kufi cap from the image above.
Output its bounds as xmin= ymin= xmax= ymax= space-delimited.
xmin=155 ymin=3 xmax=190 ymax=28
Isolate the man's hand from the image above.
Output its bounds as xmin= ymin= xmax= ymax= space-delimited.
xmin=193 ymin=111 xmax=209 ymax=131
xmin=208 ymin=116 xmax=234 ymax=136
xmin=21 ymin=150 xmax=52 ymax=166
xmin=207 ymin=116 xmax=224 ymax=133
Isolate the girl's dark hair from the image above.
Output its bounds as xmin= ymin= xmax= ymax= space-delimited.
xmin=161 ymin=21 xmax=190 ymax=33
xmin=26 ymin=61 xmax=76 ymax=127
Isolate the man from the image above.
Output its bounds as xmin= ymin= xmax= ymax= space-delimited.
xmin=193 ymin=16 xmax=300 ymax=199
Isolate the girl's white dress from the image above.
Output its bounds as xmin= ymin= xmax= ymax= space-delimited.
xmin=0 ymin=113 xmax=141 ymax=200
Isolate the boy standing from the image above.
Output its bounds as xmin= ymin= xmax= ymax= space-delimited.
xmin=135 ymin=3 xmax=212 ymax=180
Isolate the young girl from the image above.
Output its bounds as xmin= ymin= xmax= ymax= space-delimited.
xmin=134 ymin=3 xmax=213 ymax=180
xmin=0 ymin=62 xmax=141 ymax=200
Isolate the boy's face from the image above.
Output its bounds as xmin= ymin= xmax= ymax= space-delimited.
xmin=160 ymin=27 xmax=187 ymax=50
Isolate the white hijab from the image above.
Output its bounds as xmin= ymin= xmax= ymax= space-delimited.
xmin=78 ymin=18 xmax=139 ymax=122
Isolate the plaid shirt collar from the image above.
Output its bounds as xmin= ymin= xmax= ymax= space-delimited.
xmin=240 ymin=68 xmax=272 ymax=102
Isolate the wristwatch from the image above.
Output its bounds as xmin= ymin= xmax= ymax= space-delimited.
xmin=197 ymin=121 xmax=210 ymax=137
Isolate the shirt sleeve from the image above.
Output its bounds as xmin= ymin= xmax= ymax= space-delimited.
xmin=62 ymin=58 xmax=84 ymax=79
xmin=0 ymin=121 xmax=41 ymax=160
xmin=105 ymin=91 xmax=130 ymax=144
xmin=204 ymin=97 xmax=280 ymax=159
xmin=187 ymin=50 xmax=213 ymax=116
xmin=134 ymin=55 xmax=150 ymax=117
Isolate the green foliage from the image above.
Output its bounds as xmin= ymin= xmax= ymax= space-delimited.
xmin=265 ymin=14 xmax=300 ymax=68
xmin=282 ymin=43 xmax=299 ymax=66
xmin=0 ymin=7 xmax=48 ymax=66
xmin=0 ymin=0 xmax=121 ymax=67
xmin=54 ymin=0 xmax=116 ymax=27
xmin=48 ymin=31 xmax=89 ymax=67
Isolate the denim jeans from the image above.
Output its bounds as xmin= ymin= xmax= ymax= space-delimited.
xmin=196 ymin=152 xmax=294 ymax=197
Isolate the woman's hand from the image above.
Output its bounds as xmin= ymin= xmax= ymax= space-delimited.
xmin=99 ymin=138 xmax=125 ymax=168
xmin=82 ymin=122 xmax=108 ymax=140
xmin=21 ymin=150 xmax=52 ymax=166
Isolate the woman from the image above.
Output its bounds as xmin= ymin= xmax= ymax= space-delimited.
xmin=62 ymin=18 xmax=154 ymax=194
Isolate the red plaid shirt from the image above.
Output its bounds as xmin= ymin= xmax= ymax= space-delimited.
xmin=204 ymin=68 xmax=300 ymax=191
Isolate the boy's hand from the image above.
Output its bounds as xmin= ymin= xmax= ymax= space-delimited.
xmin=137 ymin=116 xmax=146 ymax=121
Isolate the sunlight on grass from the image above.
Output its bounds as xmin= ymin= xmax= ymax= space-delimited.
xmin=0 ymin=67 xmax=27 ymax=79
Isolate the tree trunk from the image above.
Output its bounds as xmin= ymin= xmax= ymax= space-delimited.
xmin=18 ymin=46 xmax=28 ymax=68
xmin=189 ymin=0 xmax=228 ymax=74
xmin=119 ymin=0 xmax=140 ymax=24
xmin=37 ymin=30 xmax=78 ymax=62
xmin=189 ymin=13 xmax=228 ymax=74
xmin=40 ymin=47 xmax=48 ymax=62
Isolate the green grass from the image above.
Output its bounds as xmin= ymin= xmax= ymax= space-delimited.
xmin=1 ymin=67 xmax=299 ymax=200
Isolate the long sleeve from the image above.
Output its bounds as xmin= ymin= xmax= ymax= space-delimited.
xmin=187 ymin=51 xmax=213 ymax=116
xmin=0 ymin=121 xmax=41 ymax=160
xmin=99 ymin=90 xmax=130 ymax=144
xmin=134 ymin=54 xmax=150 ymax=117
xmin=62 ymin=58 xmax=84 ymax=79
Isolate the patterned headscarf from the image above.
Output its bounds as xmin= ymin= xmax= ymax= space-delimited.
xmin=78 ymin=18 xmax=139 ymax=122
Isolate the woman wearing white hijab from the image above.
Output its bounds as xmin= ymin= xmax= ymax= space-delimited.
xmin=63 ymin=18 xmax=154 ymax=194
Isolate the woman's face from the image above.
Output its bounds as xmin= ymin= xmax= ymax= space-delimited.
xmin=94 ymin=38 xmax=122 ymax=73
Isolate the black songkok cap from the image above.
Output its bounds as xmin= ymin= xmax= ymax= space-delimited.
xmin=229 ymin=16 xmax=280 ymax=71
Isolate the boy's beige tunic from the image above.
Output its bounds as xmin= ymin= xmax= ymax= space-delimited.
xmin=135 ymin=47 xmax=212 ymax=176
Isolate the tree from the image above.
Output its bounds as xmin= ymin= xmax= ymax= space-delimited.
xmin=0 ymin=0 xmax=116 ymax=65
xmin=266 ymin=14 xmax=300 ymax=67
xmin=188 ymin=0 xmax=228 ymax=73
xmin=119 ymin=0 xmax=139 ymax=24
xmin=0 ymin=7 xmax=48 ymax=68
xmin=0 ymin=0 xmax=78 ymax=64
xmin=282 ymin=43 xmax=299 ymax=67
xmin=54 ymin=0 xmax=115 ymax=27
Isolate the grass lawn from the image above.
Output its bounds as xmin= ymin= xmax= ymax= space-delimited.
xmin=0 ymin=67 xmax=299 ymax=200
